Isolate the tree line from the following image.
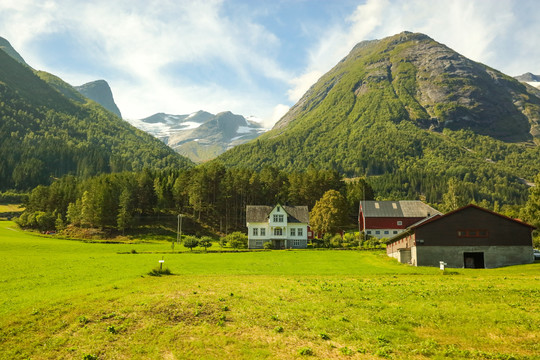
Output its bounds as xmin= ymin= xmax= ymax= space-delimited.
xmin=16 ymin=164 xmax=374 ymax=234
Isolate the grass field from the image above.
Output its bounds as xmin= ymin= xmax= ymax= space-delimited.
xmin=0 ymin=221 xmax=539 ymax=359
xmin=0 ymin=204 xmax=23 ymax=212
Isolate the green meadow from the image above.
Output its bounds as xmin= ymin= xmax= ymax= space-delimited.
xmin=0 ymin=221 xmax=539 ymax=360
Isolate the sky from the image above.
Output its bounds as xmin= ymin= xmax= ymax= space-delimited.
xmin=1 ymin=0 xmax=539 ymax=127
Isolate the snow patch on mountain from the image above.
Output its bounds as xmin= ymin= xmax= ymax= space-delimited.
xmin=127 ymin=110 xmax=268 ymax=162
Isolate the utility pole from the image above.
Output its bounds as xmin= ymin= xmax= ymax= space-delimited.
xmin=177 ymin=214 xmax=183 ymax=243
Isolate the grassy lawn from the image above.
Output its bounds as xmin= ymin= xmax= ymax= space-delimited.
xmin=0 ymin=221 xmax=539 ymax=359
xmin=0 ymin=204 xmax=24 ymax=212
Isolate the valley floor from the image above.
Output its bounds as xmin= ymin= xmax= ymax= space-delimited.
xmin=0 ymin=221 xmax=538 ymax=359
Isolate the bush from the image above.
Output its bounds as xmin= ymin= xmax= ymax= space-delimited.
xmin=199 ymin=236 xmax=213 ymax=252
xmin=263 ymin=241 xmax=273 ymax=250
xmin=183 ymin=236 xmax=199 ymax=251
xmin=226 ymin=231 xmax=248 ymax=249
xmin=147 ymin=267 xmax=172 ymax=276
xmin=218 ymin=237 xmax=228 ymax=248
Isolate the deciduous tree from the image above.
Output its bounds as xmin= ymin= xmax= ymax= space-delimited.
xmin=310 ymin=190 xmax=348 ymax=235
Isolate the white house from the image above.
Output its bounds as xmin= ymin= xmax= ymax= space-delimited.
xmin=246 ymin=204 xmax=309 ymax=249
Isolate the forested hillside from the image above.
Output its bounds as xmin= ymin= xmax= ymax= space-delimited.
xmin=217 ymin=32 xmax=540 ymax=206
xmin=0 ymin=48 xmax=192 ymax=191
xmin=17 ymin=165 xmax=371 ymax=234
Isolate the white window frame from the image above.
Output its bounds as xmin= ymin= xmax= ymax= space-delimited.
xmin=397 ymin=221 xmax=403 ymax=226
xmin=253 ymin=228 xmax=258 ymax=236
xmin=290 ymin=228 xmax=296 ymax=236
xmin=293 ymin=239 xmax=301 ymax=247
xmin=298 ymin=228 xmax=303 ymax=236
xmin=260 ymin=228 xmax=266 ymax=236
xmin=274 ymin=228 xmax=282 ymax=236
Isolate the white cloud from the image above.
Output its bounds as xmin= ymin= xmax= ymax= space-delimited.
xmin=0 ymin=0 xmax=291 ymax=119
xmin=267 ymin=104 xmax=290 ymax=128
xmin=1 ymin=0 xmax=539 ymax=128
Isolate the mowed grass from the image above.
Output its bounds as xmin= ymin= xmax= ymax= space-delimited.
xmin=0 ymin=222 xmax=539 ymax=359
xmin=0 ymin=204 xmax=23 ymax=212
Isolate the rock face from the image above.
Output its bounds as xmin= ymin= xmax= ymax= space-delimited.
xmin=515 ymin=73 xmax=540 ymax=82
xmin=275 ymin=32 xmax=540 ymax=142
xmin=129 ymin=111 xmax=267 ymax=162
xmin=75 ymin=80 xmax=122 ymax=118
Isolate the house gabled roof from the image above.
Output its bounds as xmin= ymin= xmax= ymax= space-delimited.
xmin=386 ymin=204 xmax=536 ymax=244
xmin=246 ymin=204 xmax=309 ymax=224
xmin=360 ymin=200 xmax=440 ymax=218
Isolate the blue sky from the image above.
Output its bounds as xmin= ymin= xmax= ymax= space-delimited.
xmin=1 ymin=0 xmax=539 ymax=126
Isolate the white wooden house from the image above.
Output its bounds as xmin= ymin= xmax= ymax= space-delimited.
xmin=246 ymin=204 xmax=309 ymax=249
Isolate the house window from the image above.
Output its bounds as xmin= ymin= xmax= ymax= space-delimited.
xmin=255 ymin=240 xmax=263 ymax=247
xmin=277 ymin=206 xmax=280 ymax=212
xmin=274 ymin=228 xmax=282 ymax=236
xmin=393 ymin=230 xmax=398 ymax=234
xmin=260 ymin=228 xmax=266 ymax=236
xmin=298 ymin=228 xmax=303 ymax=236
xmin=367 ymin=230 xmax=372 ymax=235
xmin=384 ymin=230 xmax=389 ymax=235
xmin=457 ymin=230 xmax=489 ymax=238
xmin=397 ymin=221 xmax=402 ymax=226
xmin=293 ymin=239 xmax=301 ymax=247
xmin=273 ymin=214 xmax=284 ymax=222
xmin=375 ymin=230 xmax=380 ymax=235
xmin=290 ymin=228 xmax=296 ymax=236
xmin=253 ymin=228 xmax=258 ymax=236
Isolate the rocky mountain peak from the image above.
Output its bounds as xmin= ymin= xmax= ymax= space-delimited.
xmin=75 ymin=80 xmax=122 ymax=118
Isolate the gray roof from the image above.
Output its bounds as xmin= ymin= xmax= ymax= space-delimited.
xmin=246 ymin=205 xmax=309 ymax=224
xmin=360 ymin=200 xmax=440 ymax=218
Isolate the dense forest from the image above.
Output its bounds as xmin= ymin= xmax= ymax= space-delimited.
xmin=0 ymin=49 xmax=192 ymax=191
xmin=16 ymin=165 xmax=374 ymax=235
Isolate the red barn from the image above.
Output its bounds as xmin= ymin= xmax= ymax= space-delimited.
xmin=359 ymin=200 xmax=441 ymax=239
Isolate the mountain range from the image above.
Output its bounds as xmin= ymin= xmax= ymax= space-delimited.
xmin=2 ymin=31 xmax=540 ymax=205
xmin=218 ymin=31 xmax=540 ymax=204
xmin=0 ymin=37 xmax=192 ymax=191
xmin=129 ymin=111 xmax=267 ymax=162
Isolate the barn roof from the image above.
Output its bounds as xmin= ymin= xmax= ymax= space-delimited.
xmin=246 ymin=205 xmax=309 ymax=224
xmin=360 ymin=200 xmax=440 ymax=218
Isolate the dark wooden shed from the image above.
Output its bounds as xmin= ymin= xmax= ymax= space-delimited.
xmin=386 ymin=204 xmax=536 ymax=268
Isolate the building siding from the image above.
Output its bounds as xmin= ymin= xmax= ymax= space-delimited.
xmin=415 ymin=245 xmax=534 ymax=268
xmin=415 ymin=207 xmax=533 ymax=247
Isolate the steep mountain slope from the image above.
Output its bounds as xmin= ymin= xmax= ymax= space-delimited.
xmin=0 ymin=37 xmax=27 ymax=66
xmin=75 ymin=80 xmax=122 ymax=118
xmin=130 ymin=111 xmax=267 ymax=162
xmin=0 ymin=47 xmax=192 ymax=191
xmin=217 ymin=32 xmax=540 ymax=204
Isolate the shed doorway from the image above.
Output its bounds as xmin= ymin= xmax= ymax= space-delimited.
xmin=464 ymin=252 xmax=485 ymax=268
